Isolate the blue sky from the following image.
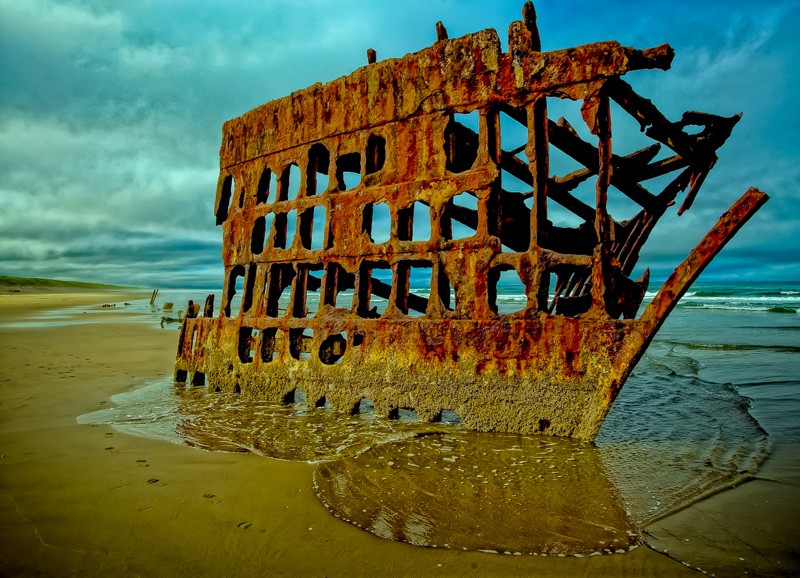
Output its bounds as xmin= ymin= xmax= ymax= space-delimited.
xmin=1 ymin=0 xmax=798 ymax=288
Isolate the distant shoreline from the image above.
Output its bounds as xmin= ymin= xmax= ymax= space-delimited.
xmin=0 ymin=275 xmax=137 ymax=292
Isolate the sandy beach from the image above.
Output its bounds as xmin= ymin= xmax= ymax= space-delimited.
xmin=0 ymin=290 xmax=795 ymax=576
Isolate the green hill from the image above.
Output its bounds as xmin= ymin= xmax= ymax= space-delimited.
xmin=0 ymin=276 xmax=136 ymax=290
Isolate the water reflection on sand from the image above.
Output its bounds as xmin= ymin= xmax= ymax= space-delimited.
xmin=314 ymin=432 xmax=640 ymax=556
xmin=79 ymin=351 xmax=769 ymax=557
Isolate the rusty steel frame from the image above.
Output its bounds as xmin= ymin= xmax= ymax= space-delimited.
xmin=174 ymin=3 xmax=767 ymax=440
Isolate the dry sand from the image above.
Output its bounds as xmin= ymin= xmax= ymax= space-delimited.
xmin=0 ymin=290 xmax=780 ymax=576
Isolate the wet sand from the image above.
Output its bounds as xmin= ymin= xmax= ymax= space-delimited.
xmin=0 ymin=291 xmax=787 ymax=576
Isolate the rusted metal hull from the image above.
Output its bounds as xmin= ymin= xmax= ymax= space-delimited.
xmin=179 ymin=315 xmax=643 ymax=439
xmin=174 ymin=4 xmax=767 ymax=440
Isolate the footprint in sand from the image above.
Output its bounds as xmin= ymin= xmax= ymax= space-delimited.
xmin=104 ymin=432 xmax=113 ymax=438
xmin=237 ymin=521 xmax=252 ymax=530
xmin=203 ymin=493 xmax=216 ymax=499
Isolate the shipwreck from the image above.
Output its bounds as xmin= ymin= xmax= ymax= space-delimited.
xmin=174 ymin=3 xmax=767 ymax=440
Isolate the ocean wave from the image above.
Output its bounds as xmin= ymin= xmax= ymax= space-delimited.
xmin=496 ymin=295 xmax=528 ymax=302
xmin=680 ymin=303 xmax=798 ymax=313
xmin=691 ymin=288 xmax=800 ymax=298
xmin=683 ymin=295 xmax=800 ymax=303
xmin=738 ymin=325 xmax=800 ymax=331
xmin=643 ymin=287 xmax=800 ymax=300
xmin=657 ymin=340 xmax=800 ymax=354
xmin=768 ymin=306 xmax=799 ymax=314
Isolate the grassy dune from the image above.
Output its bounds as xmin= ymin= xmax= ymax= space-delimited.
xmin=0 ymin=276 xmax=135 ymax=290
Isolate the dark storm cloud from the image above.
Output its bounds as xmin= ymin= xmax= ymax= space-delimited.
xmin=0 ymin=0 xmax=797 ymax=287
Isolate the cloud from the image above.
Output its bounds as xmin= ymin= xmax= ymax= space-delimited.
xmin=118 ymin=42 xmax=192 ymax=74
xmin=0 ymin=1 xmax=122 ymax=53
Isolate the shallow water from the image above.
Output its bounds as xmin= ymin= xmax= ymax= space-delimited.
xmin=0 ymin=289 xmax=215 ymax=329
xmin=314 ymin=433 xmax=640 ymax=556
xmin=77 ymin=282 xmax=798 ymax=558
xmin=79 ymin=350 xmax=769 ymax=555
xmin=597 ymin=355 xmax=770 ymax=525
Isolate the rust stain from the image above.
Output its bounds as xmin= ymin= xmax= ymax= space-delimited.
xmin=175 ymin=2 xmax=767 ymax=440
